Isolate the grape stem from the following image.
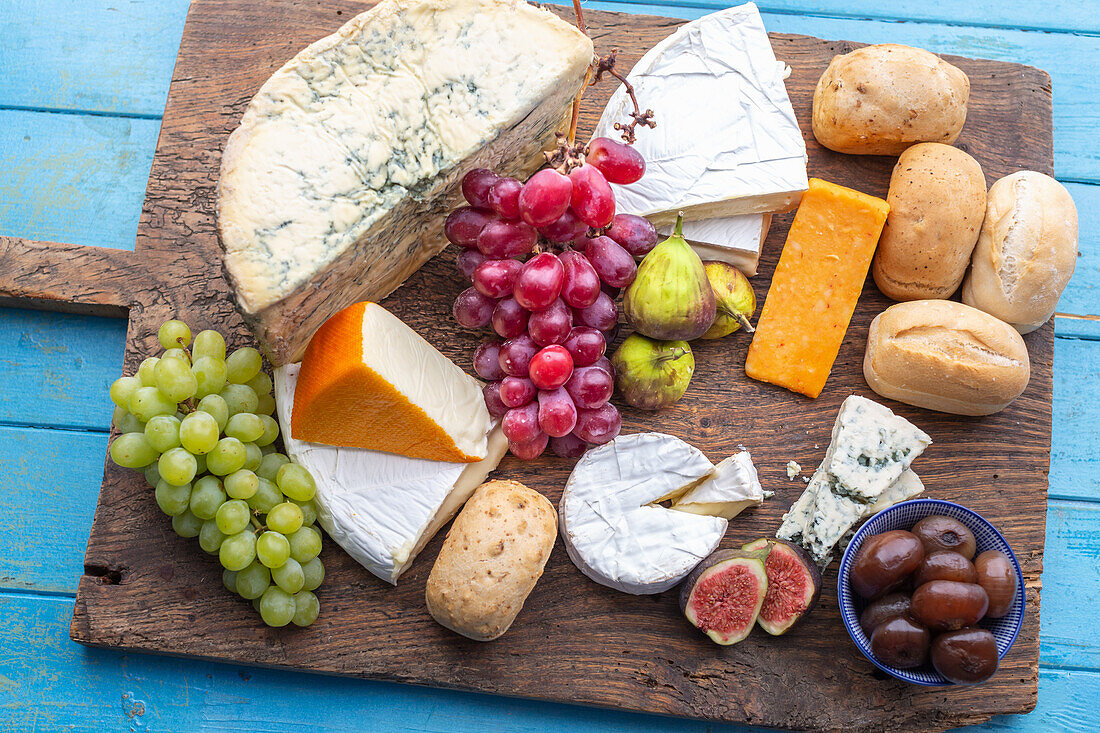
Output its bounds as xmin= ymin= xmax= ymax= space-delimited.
xmin=593 ymin=50 xmax=656 ymax=144
xmin=250 ymin=516 xmax=264 ymax=533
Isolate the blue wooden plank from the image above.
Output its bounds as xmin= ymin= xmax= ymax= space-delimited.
xmin=1057 ymin=182 xmax=1100 ymax=317
xmin=1038 ymin=500 xmax=1100 ymax=670
xmin=0 ymin=0 xmax=191 ymax=117
xmin=1051 ymin=336 xmax=1100 ymax=502
xmin=0 ymin=109 xmax=160 ymax=248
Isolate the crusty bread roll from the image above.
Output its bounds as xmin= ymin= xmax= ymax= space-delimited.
xmin=864 ymin=300 xmax=1030 ymax=416
xmin=961 ymin=171 xmax=1078 ymax=333
xmin=874 ymin=143 xmax=986 ymax=301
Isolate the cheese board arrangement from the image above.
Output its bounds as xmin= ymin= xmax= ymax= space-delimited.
xmin=0 ymin=0 xmax=1071 ymax=730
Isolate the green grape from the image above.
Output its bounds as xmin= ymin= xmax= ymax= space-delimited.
xmin=224 ymin=469 xmax=259 ymax=500
xmin=291 ymin=590 xmax=320 ymax=627
xmin=259 ymin=586 xmax=295 ymax=627
xmin=251 ymin=598 xmax=262 ymax=613
xmin=248 ymin=477 xmax=283 ymax=514
xmin=301 ymin=557 xmax=325 ymax=591
xmin=216 ymin=498 xmax=251 ymax=535
xmin=161 ymin=347 xmax=191 ymax=364
xmin=155 ymin=479 xmax=191 ymax=516
xmin=276 ymin=463 xmax=316 ymax=502
xmin=219 ymin=530 xmax=257 ymax=571
xmin=292 ymin=499 xmax=318 ymax=527
xmin=206 ymin=437 xmax=247 ymax=476
xmin=110 ymin=376 xmax=141 ymax=410
xmin=179 ymin=411 xmax=219 ymax=455
xmin=255 ymin=393 xmax=277 ymax=417
xmin=159 ymin=447 xmax=198 ymax=486
xmin=222 ymin=568 xmax=238 ymax=594
xmin=256 ymin=531 xmax=290 ymax=569
xmin=257 ymin=453 xmax=290 ymax=481
xmin=109 ymin=433 xmax=159 ymax=468
xmin=115 ymin=410 xmax=145 ymax=435
xmin=245 ymin=371 xmax=273 ymax=397
xmin=225 ymin=413 xmax=264 ymax=443
xmin=143 ymin=463 xmax=161 ymax=487
xmin=267 ymin=502 xmax=303 ymax=535
xmin=194 ymin=452 xmax=207 ymax=475
xmin=260 ymin=443 xmax=276 ymax=455
xmin=154 ymin=356 xmax=197 ymax=403
xmin=189 ymin=475 xmax=226 ymax=519
xmin=255 ymin=415 xmax=280 ymax=447
xmin=137 ymin=357 xmax=160 ymax=386
xmin=128 ymin=386 xmax=177 ymax=422
xmin=219 ymin=384 xmax=258 ymax=417
xmin=226 ymin=347 xmax=262 ymax=385
xmin=193 ymin=329 xmax=226 ymax=361
xmin=158 ymin=319 xmax=192 ymax=350
xmin=242 ymin=442 xmax=263 ymax=472
xmin=192 ymin=356 xmax=228 ymax=399
xmin=196 ymin=394 xmax=229 ymax=431
xmin=171 ymin=509 xmax=203 ymax=538
xmin=272 ymin=557 xmax=304 ymax=593
xmin=144 ymin=415 xmax=182 ymax=453
xmin=199 ymin=520 xmax=227 ymax=554
xmin=235 ymin=561 xmax=271 ymax=600
xmin=288 ymin=526 xmax=322 ymax=563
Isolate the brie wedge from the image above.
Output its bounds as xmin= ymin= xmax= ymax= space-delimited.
xmin=662 ymin=214 xmax=772 ymax=277
xmin=275 ymin=364 xmax=507 ymax=584
xmin=671 ymin=451 xmax=765 ymax=520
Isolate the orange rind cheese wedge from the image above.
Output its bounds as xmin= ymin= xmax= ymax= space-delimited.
xmin=746 ymin=178 xmax=889 ymax=398
xmin=292 ymin=302 xmax=490 ymax=462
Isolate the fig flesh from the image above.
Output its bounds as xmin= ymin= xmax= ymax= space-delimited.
xmin=700 ymin=261 xmax=756 ymax=339
xmin=679 ymin=549 xmax=768 ymax=645
xmin=741 ymin=538 xmax=821 ymax=635
xmin=611 ymin=333 xmax=694 ymax=410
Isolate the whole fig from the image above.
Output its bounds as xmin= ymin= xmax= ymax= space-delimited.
xmin=611 ymin=333 xmax=694 ymax=410
xmin=700 ymin=261 xmax=756 ymax=339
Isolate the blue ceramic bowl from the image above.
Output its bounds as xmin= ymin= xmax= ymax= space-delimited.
xmin=838 ymin=499 xmax=1025 ymax=686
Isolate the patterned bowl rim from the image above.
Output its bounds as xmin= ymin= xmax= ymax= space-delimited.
xmin=837 ymin=498 xmax=1026 ymax=687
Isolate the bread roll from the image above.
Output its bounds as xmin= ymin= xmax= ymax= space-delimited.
xmin=864 ymin=300 xmax=1029 ymax=416
xmin=961 ymin=171 xmax=1078 ymax=333
xmin=874 ymin=144 xmax=986 ymax=301
xmin=426 ymin=480 xmax=556 ymax=641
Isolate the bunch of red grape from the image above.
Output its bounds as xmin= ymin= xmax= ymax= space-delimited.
xmin=447 ymin=137 xmax=658 ymax=460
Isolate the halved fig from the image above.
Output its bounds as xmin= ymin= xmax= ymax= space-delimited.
xmin=742 ymin=538 xmax=822 ymax=635
xmin=679 ymin=549 xmax=768 ymax=645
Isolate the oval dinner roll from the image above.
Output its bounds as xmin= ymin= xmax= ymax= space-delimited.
xmin=873 ymin=143 xmax=986 ymax=301
xmin=864 ymin=300 xmax=1030 ymax=416
xmin=812 ymin=44 xmax=969 ymax=156
xmin=961 ymin=171 xmax=1079 ymax=333
xmin=426 ymin=480 xmax=556 ymax=641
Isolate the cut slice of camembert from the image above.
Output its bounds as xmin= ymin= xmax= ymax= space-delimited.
xmin=671 ymin=451 xmax=766 ymax=520
xmin=218 ymin=0 xmax=593 ymax=365
xmin=275 ymin=364 xmax=507 ymax=585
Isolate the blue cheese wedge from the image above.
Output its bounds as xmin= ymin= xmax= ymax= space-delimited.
xmin=219 ymin=0 xmax=593 ymax=364
xmin=671 ymin=451 xmax=765 ymax=520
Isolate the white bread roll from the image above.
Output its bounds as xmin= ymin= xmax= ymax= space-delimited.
xmin=864 ymin=300 xmax=1030 ymax=416
xmin=961 ymin=171 xmax=1078 ymax=333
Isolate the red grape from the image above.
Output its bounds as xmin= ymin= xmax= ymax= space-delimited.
xmin=539 ymin=208 xmax=588 ymax=243
xmin=473 ymin=258 xmax=522 ymax=299
xmin=487 ymin=177 xmax=522 ymax=219
xmin=586 ymin=236 xmax=637 ymax=288
xmin=569 ymin=164 xmax=616 ymax=228
xmin=606 ymin=213 xmax=658 ymax=257
xmin=538 ymin=387 xmax=578 ymax=438
xmin=564 ymin=366 xmax=614 ymax=409
xmin=574 ymin=403 xmax=622 ymax=445
xmin=514 ymin=252 xmax=564 ymax=310
xmin=559 ymin=250 xmax=601 ymax=308
xmin=499 ymin=376 xmax=536 ymax=408
xmin=453 ymin=287 xmax=496 ymax=329
xmin=571 ymin=234 xmax=594 ymax=253
xmin=509 ymin=431 xmax=549 ymax=461
xmin=473 ymin=341 xmax=505 ymax=381
xmin=483 ymin=381 xmax=508 ymax=419
xmin=498 ymin=334 xmax=539 ymax=377
xmin=477 ymin=220 xmax=537 ymax=258
xmin=492 ymin=297 xmax=529 ymax=339
xmin=600 ymin=281 xmax=621 ymax=299
xmin=456 ymin=249 xmax=487 ymax=280
xmin=518 ymin=169 xmax=572 ymax=227
xmin=550 ymin=433 xmax=589 ymax=459
xmin=592 ymin=356 xmax=616 ymax=380
xmin=528 ymin=345 xmax=574 ymax=390
xmin=586 ymin=137 xmax=646 ymax=184
xmin=572 ymin=291 xmax=618 ymax=331
xmin=502 ymin=402 xmax=540 ymax=443
xmin=562 ymin=327 xmax=605 ymax=367
xmin=527 ymin=298 xmax=573 ymax=347
xmin=602 ymin=323 xmax=620 ymax=347
xmin=445 ymin=206 xmax=495 ymax=248
xmin=462 ymin=169 xmax=499 ymax=209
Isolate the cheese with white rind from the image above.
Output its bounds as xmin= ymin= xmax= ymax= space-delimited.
xmin=591 ymin=3 xmax=807 ymax=227
xmin=275 ymin=364 xmax=507 ymax=584
xmin=671 ymin=451 xmax=765 ymax=520
xmin=659 ymin=214 xmax=772 ymax=276
xmin=559 ymin=433 xmax=726 ymax=594
xmin=219 ymin=0 xmax=593 ymax=364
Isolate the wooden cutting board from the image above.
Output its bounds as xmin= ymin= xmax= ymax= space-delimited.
xmin=0 ymin=1 xmax=1053 ymax=730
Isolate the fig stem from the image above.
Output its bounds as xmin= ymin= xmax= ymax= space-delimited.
xmin=736 ymin=313 xmax=756 ymax=334
xmin=655 ymin=346 xmax=690 ymax=365
xmin=673 ymin=212 xmax=684 ymax=238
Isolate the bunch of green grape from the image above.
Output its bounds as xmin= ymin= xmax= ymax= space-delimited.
xmin=108 ymin=319 xmax=324 ymax=628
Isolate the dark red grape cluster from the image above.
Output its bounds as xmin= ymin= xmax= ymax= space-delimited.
xmin=447 ymin=138 xmax=658 ymax=460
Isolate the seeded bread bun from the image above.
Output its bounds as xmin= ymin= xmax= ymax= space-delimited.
xmin=961 ymin=171 xmax=1078 ymax=333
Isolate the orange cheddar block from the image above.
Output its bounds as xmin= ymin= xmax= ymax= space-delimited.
xmin=745 ymin=178 xmax=889 ymax=398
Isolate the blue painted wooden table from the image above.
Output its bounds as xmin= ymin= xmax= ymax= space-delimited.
xmin=2 ymin=1 xmax=1098 ymax=730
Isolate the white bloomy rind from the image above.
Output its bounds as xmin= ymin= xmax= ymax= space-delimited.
xmin=671 ymin=451 xmax=765 ymax=520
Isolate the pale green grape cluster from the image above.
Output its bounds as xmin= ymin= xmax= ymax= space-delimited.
xmin=109 ymin=319 xmax=323 ymax=628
